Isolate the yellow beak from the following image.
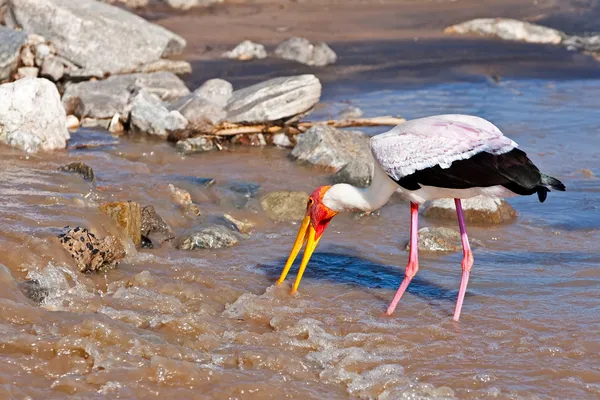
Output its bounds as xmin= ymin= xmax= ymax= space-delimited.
xmin=276 ymin=215 xmax=322 ymax=294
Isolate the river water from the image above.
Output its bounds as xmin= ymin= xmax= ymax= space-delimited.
xmin=0 ymin=77 xmax=598 ymax=399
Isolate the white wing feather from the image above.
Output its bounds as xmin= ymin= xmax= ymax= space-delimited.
xmin=370 ymin=114 xmax=517 ymax=180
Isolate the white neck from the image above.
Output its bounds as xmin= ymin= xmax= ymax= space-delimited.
xmin=323 ymin=163 xmax=399 ymax=212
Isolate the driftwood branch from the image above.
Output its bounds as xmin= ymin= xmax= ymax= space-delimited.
xmin=211 ymin=116 xmax=406 ymax=136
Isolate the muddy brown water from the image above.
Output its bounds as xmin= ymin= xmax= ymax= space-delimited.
xmin=0 ymin=77 xmax=599 ymax=399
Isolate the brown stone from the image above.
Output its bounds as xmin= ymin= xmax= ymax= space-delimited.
xmin=99 ymin=201 xmax=142 ymax=246
xmin=58 ymin=227 xmax=126 ymax=273
xmin=141 ymin=205 xmax=174 ymax=246
xmin=260 ymin=191 xmax=309 ymax=222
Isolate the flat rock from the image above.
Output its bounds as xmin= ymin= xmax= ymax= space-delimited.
xmin=176 ymin=136 xmax=215 ymax=154
xmin=130 ymin=90 xmax=188 ymax=137
xmin=406 ymin=227 xmax=462 ymax=253
xmin=177 ymin=225 xmax=239 ymax=250
xmin=222 ymin=40 xmax=267 ymax=61
xmin=226 ymin=75 xmax=321 ymax=124
xmin=274 ymin=37 xmax=337 ymax=66
xmin=291 ymin=124 xmax=373 ymax=171
xmin=444 ymin=18 xmax=564 ymax=45
xmin=0 ymin=26 xmax=27 ymax=82
xmin=58 ymin=226 xmax=126 ymax=273
xmin=62 ymin=72 xmax=190 ymax=119
xmin=141 ymin=205 xmax=174 ymax=246
xmin=58 ymin=161 xmax=95 ymax=183
xmin=331 ymin=160 xmax=372 ymax=188
xmin=422 ymin=196 xmax=517 ymax=224
xmin=99 ymin=201 xmax=142 ymax=246
xmin=0 ymin=77 xmax=69 ymax=153
xmin=260 ymin=191 xmax=309 ymax=222
xmin=8 ymin=0 xmax=187 ymax=77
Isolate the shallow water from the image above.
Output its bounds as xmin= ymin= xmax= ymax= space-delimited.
xmin=0 ymin=78 xmax=598 ymax=399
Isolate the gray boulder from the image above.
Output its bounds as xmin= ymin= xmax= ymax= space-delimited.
xmin=291 ymin=124 xmax=373 ymax=171
xmin=0 ymin=26 xmax=27 ymax=82
xmin=0 ymin=77 xmax=69 ymax=152
xmin=8 ymin=0 xmax=187 ymax=77
xmin=169 ymin=78 xmax=232 ymax=129
xmin=444 ymin=18 xmax=564 ymax=45
xmin=422 ymin=196 xmax=517 ymax=224
xmin=177 ymin=225 xmax=239 ymax=250
xmin=62 ymin=72 xmax=190 ymax=119
xmin=332 ymin=160 xmax=373 ymax=188
xmin=274 ymin=37 xmax=337 ymax=66
xmin=222 ymin=40 xmax=267 ymax=61
xmin=130 ymin=90 xmax=188 ymax=138
xmin=260 ymin=191 xmax=309 ymax=222
xmin=226 ymin=75 xmax=321 ymax=124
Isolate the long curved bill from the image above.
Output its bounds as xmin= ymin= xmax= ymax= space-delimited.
xmin=276 ymin=215 xmax=321 ymax=294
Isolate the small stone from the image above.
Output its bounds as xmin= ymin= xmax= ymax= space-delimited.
xmin=80 ymin=118 xmax=111 ymax=130
xmin=58 ymin=162 xmax=95 ymax=183
xmin=406 ymin=227 xmax=463 ymax=253
xmin=108 ymin=113 xmax=124 ymax=134
xmin=16 ymin=66 xmax=39 ymax=79
xmin=20 ymin=45 xmax=35 ymax=67
xmin=422 ymin=196 xmax=517 ymax=224
xmin=274 ymin=37 xmax=337 ymax=66
xmin=19 ymin=279 xmax=49 ymax=303
xmin=34 ymin=43 xmax=51 ymax=66
xmin=141 ymin=205 xmax=174 ymax=246
xmin=168 ymin=183 xmax=192 ymax=207
xmin=222 ymin=40 xmax=267 ymax=61
xmin=444 ymin=18 xmax=564 ymax=45
xmin=331 ymin=160 xmax=372 ymax=188
xmin=177 ymin=225 xmax=239 ymax=250
xmin=272 ymin=133 xmax=293 ymax=148
xmin=222 ymin=213 xmax=255 ymax=234
xmin=338 ymin=106 xmax=363 ymax=120
xmin=176 ymin=136 xmax=215 ymax=154
xmin=260 ymin=191 xmax=309 ymax=222
xmin=231 ymin=133 xmax=266 ymax=146
xmin=66 ymin=115 xmax=80 ymax=130
xmin=40 ymin=55 xmax=65 ymax=81
xmin=59 ymin=226 xmax=126 ymax=273
xmin=99 ymin=201 xmax=142 ymax=246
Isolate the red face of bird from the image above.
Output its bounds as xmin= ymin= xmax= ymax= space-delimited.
xmin=276 ymin=186 xmax=338 ymax=294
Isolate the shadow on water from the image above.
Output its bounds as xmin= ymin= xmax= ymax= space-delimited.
xmin=258 ymin=249 xmax=462 ymax=301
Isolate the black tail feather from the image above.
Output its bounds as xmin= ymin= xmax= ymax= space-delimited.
xmin=537 ymin=174 xmax=565 ymax=203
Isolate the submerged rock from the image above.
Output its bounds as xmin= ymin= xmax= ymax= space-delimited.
xmin=222 ymin=213 xmax=255 ymax=234
xmin=406 ymin=227 xmax=463 ymax=253
xmin=275 ymin=37 xmax=337 ymax=67
xmin=58 ymin=162 xmax=96 ymax=183
xmin=0 ymin=26 xmax=27 ymax=82
xmin=331 ymin=160 xmax=372 ymax=188
xmin=422 ymin=196 xmax=517 ymax=224
xmin=99 ymin=201 xmax=142 ymax=246
xmin=444 ymin=18 xmax=563 ymax=45
xmin=58 ymin=227 xmax=126 ymax=273
xmin=260 ymin=191 xmax=309 ymax=222
xmin=8 ymin=0 xmax=187 ymax=77
xmin=19 ymin=279 xmax=49 ymax=304
xmin=291 ymin=125 xmax=373 ymax=172
xmin=226 ymin=75 xmax=321 ymax=124
xmin=141 ymin=205 xmax=174 ymax=246
xmin=168 ymin=183 xmax=201 ymax=215
xmin=176 ymin=136 xmax=215 ymax=154
xmin=178 ymin=225 xmax=239 ymax=250
xmin=222 ymin=40 xmax=267 ymax=61
xmin=130 ymin=90 xmax=188 ymax=137
xmin=0 ymin=77 xmax=69 ymax=153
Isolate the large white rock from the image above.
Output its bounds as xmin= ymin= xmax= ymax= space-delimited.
xmin=0 ymin=77 xmax=69 ymax=152
xmin=8 ymin=0 xmax=187 ymax=77
xmin=444 ymin=18 xmax=564 ymax=45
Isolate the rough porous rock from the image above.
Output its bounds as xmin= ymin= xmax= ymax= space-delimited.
xmin=422 ymin=196 xmax=517 ymax=224
xmin=99 ymin=201 xmax=142 ymax=246
xmin=331 ymin=160 xmax=373 ymax=188
xmin=291 ymin=125 xmax=373 ymax=172
xmin=260 ymin=191 xmax=309 ymax=222
xmin=406 ymin=227 xmax=463 ymax=253
xmin=226 ymin=75 xmax=321 ymax=124
xmin=58 ymin=227 xmax=126 ymax=273
xmin=58 ymin=162 xmax=95 ymax=183
xmin=0 ymin=77 xmax=69 ymax=153
xmin=222 ymin=40 xmax=267 ymax=61
xmin=8 ymin=0 xmax=187 ymax=77
xmin=444 ymin=18 xmax=563 ymax=45
xmin=177 ymin=225 xmax=239 ymax=250
xmin=176 ymin=136 xmax=215 ymax=154
xmin=141 ymin=205 xmax=174 ymax=246
xmin=62 ymin=72 xmax=190 ymax=119
xmin=130 ymin=90 xmax=188 ymax=137
xmin=274 ymin=37 xmax=337 ymax=66
xmin=0 ymin=26 xmax=27 ymax=82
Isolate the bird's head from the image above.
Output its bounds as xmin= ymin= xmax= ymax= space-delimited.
xmin=277 ymin=186 xmax=338 ymax=293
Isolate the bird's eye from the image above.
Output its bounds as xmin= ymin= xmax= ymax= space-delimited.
xmin=307 ymin=198 xmax=314 ymax=206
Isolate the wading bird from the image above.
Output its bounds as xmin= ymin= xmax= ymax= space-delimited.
xmin=276 ymin=114 xmax=565 ymax=322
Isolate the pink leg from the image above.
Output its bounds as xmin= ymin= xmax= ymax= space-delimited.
xmin=386 ymin=202 xmax=419 ymax=315
xmin=453 ymin=198 xmax=474 ymax=322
